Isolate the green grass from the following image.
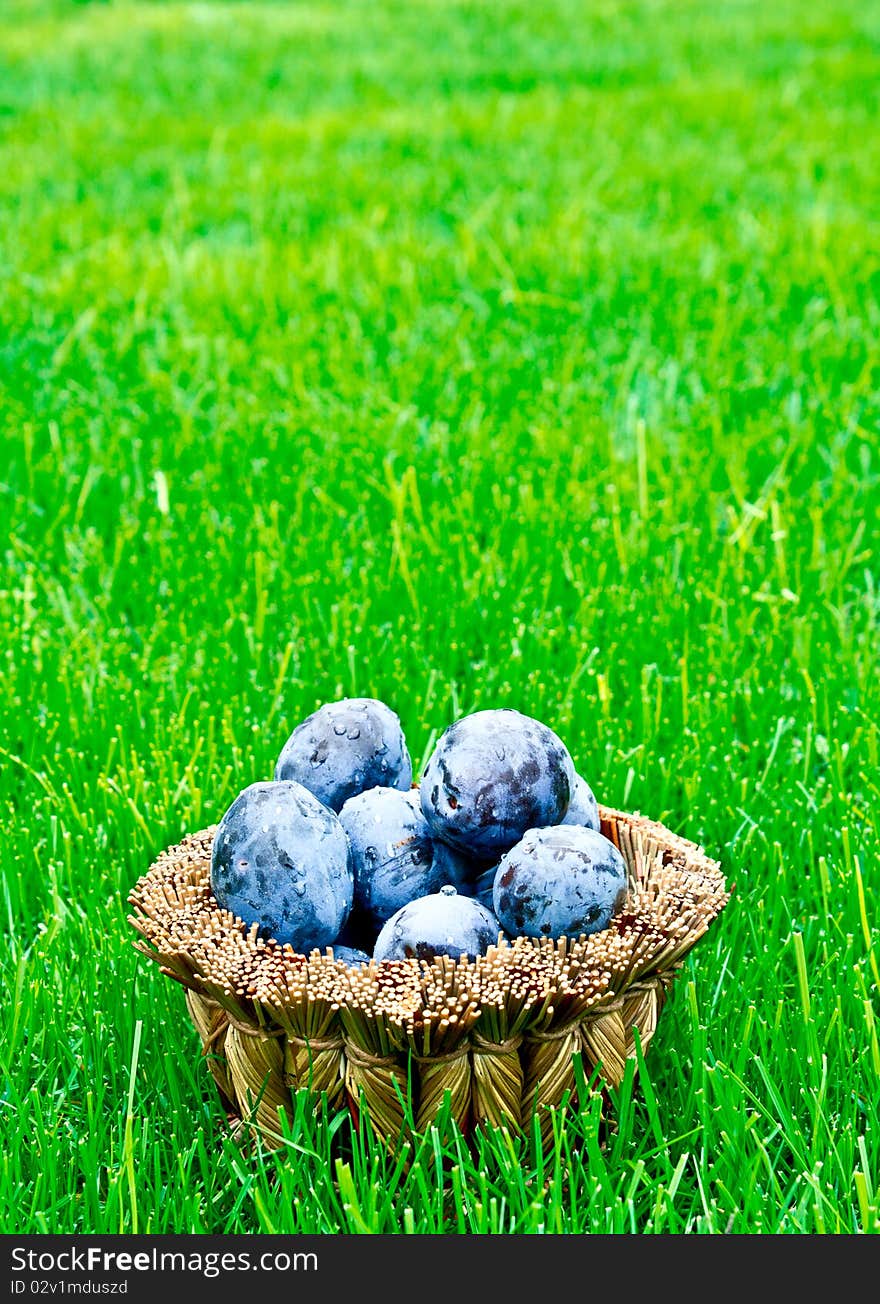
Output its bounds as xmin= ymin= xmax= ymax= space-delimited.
xmin=1 ymin=0 xmax=878 ymax=1234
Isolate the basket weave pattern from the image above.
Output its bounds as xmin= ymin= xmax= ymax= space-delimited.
xmin=129 ymin=805 xmax=729 ymax=1145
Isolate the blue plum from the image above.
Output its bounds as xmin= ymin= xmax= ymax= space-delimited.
xmin=373 ymin=885 xmax=501 ymax=962
xmin=420 ymin=709 xmax=575 ymax=857
xmin=561 ymin=773 xmax=600 ymax=832
xmin=492 ymin=825 xmax=627 ymax=941
xmin=331 ymin=945 xmax=371 ymax=968
xmin=210 ymin=780 xmax=353 ymax=951
xmin=275 ymin=697 xmax=412 ymax=812
xmin=340 ymin=786 xmax=476 ymax=926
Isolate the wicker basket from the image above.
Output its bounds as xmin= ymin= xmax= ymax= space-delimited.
xmin=129 ymin=803 xmax=729 ymax=1147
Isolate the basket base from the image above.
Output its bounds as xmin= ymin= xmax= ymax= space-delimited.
xmin=185 ymin=971 xmax=676 ymax=1149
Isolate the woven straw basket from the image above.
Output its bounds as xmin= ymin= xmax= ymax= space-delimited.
xmin=129 ymin=803 xmax=729 ymax=1147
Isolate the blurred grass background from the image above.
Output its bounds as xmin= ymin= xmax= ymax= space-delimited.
xmin=1 ymin=0 xmax=878 ymax=1232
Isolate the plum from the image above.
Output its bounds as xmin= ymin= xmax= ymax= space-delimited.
xmin=373 ymin=885 xmax=500 ymax=962
xmin=561 ymin=773 xmax=600 ymax=832
xmin=340 ymin=786 xmax=477 ymax=927
xmin=210 ymin=780 xmax=352 ymax=951
xmin=339 ymin=786 xmax=443 ymax=925
xmin=493 ymin=825 xmax=627 ymax=941
xmin=420 ymin=708 xmax=574 ymax=857
xmin=275 ymin=697 xmax=412 ymax=812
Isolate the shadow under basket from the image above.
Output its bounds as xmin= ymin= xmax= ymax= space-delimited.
xmin=129 ymin=804 xmax=730 ymax=1148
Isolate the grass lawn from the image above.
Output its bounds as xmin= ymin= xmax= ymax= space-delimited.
xmin=1 ymin=0 xmax=878 ymax=1234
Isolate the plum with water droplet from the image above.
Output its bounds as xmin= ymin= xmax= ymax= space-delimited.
xmin=420 ymin=709 xmax=574 ymax=857
xmin=210 ymin=780 xmax=352 ymax=951
xmin=340 ymin=786 xmax=473 ymax=926
xmin=275 ymin=697 xmax=412 ymax=812
xmin=373 ymin=885 xmax=500 ymax=962
xmin=493 ymin=825 xmax=627 ymax=941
